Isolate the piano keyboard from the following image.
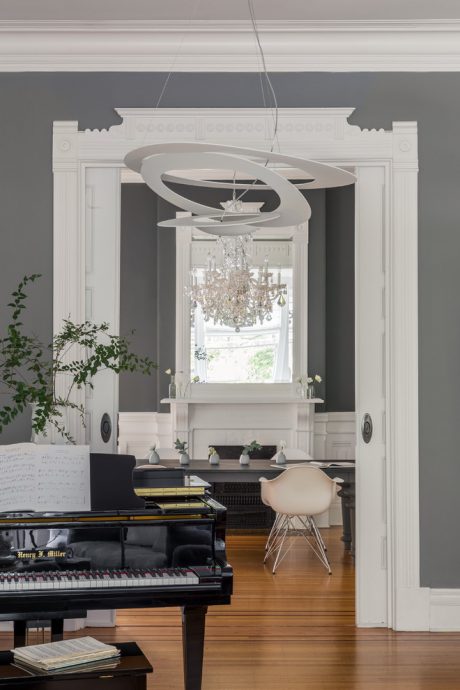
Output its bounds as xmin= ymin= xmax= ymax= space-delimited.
xmin=0 ymin=568 xmax=199 ymax=592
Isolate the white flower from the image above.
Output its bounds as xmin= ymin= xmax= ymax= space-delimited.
xmin=165 ymin=368 xmax=172 ymax=375
xmin=307 ymin=377 xmax=313 ymax=384
xmin=315 ymin=375 xmax=322 ymax=383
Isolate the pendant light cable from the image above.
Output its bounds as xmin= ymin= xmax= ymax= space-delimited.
xmin=247 ymin=0 xmax=279 ymax=153
xmin=153 ymin=0 xmax=203 ymax=112
xmin=222 ymin=0 xmax=280 ymax=215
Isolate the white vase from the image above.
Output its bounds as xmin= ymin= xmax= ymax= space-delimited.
xmin=179 ymin=452 xmax=190 ymax=466
xmin=209 ymin=452 xmax=220 ymax=465
xmin=276 ymin=450 xmax=287 ymax=465
xmin=239 ymin=453 xmax=250 ymax=466
xmin=148 ymin=449 xmax=161 ymax=465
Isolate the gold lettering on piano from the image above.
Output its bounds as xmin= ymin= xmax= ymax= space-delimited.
xmin=14 ymin=549 xmax=67 ymax=560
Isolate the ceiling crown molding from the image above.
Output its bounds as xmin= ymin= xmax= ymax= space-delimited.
xmin=1 ymin=19 xmax=460 ymax=72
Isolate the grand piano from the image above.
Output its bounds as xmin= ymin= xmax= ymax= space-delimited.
xmin=0 ymin=454 xmax=233 ymax=690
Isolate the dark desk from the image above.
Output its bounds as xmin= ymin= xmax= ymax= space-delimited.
xmin=145 ymin=459 xmax=356 ymax=553
xmin=0 ymin=642 xmax=152 ymax=689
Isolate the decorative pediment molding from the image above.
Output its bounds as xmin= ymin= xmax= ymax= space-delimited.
xmin=56 ymin=108 xmax=413 ymax=173
xmin=2 ymin=19 xmax=460 ymax=72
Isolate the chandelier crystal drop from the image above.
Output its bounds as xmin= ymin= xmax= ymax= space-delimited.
xmin=188 ymin=236 xmax=287 ymax=332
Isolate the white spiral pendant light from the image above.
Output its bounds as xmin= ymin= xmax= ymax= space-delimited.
xmin=124 ymin=142 xmax=355 ymax=236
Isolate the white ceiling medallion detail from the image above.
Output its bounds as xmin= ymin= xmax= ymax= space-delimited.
xmin=124 ymin=142 xmax=355 ymax=236
xmin=2 ymin=20 xmax=460 ymax=72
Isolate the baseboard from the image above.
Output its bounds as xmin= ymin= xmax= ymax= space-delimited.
xmin=390 ymin=586 xmax=460 ymax=632
xmin=430 ymin=589 xmax=460 ymax=631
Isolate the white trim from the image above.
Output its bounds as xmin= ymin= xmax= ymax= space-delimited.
xmin=292 ymin=227 xmax=309 ymax=380
xmin=388 ymin=123 xmax=427 ymax=630
xmin=175 ymin=217 xmax=192 ymax=383
xmin=53 ymin=107 xmax=419 ymax=630
xmin=4 ymin=19 xmax=460 ymax=72
xmin=430 ymin=590 xmax=460 ymax=631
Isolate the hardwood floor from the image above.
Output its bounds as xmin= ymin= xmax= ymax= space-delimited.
xmin=3 ymin=528 xmax=460 ymax=689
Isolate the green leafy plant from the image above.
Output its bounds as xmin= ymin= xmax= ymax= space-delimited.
xmin=0 ymin=274 xmax=157 ymax=443
xmin=248 ymin=347 xmax=274 ymax=382
xmin=174 ymin=438 xmax=188 ymax=454
xmin=242 ymin=440 xmax=262 ymax=456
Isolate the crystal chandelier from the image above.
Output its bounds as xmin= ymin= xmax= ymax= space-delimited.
xmin=189 ymin=235 xmax=287 ymax=332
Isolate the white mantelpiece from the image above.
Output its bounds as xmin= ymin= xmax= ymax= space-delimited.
xmin=161 ymin=397 xmax=322 ymax=404
xmin=160 ymin=396 xmax=321 ymax=459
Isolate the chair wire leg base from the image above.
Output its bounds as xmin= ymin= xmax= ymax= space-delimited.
xmin=265 ymin=513 xmax=282 ymax=552
xmin=264 ymin=514 xmax=288 ymax=563
xmin=264 ymin=514 xmax=332 ymax=575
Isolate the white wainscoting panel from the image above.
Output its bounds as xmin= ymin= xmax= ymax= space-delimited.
xmin=314 ymin=412 xmax=356 ymax=526
xmin=314 ymin=412 xmax=356 ymax=460
xmin=119 ymin=410 xmax=355 ymax=460
xmin=118 ymin=412 xmax=172 ymax=459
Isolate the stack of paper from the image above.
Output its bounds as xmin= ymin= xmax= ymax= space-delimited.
xmin=12 ymin=637 xmax=120 ymax=672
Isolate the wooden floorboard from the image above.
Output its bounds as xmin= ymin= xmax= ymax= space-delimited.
xmin=2 ymin=528 xmax=460 ymax=689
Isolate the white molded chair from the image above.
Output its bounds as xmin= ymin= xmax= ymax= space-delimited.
xmin=260 ymin=465 xmax=340 ymax=574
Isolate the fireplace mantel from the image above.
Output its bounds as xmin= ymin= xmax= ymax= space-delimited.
xmin=161 ymin=396 xmax=323 ymax=459
xmin=161 ymin=397 xmax=322 ymax=405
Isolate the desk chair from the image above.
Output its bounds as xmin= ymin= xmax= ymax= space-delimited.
xmin=260 ymin=465 xmax=340 ymax=574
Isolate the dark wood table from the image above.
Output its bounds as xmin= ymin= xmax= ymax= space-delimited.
xmin=0 ymin=642 xmax=152 ymax=689
xmin=145 ymin=459 xmax=356 ymax=553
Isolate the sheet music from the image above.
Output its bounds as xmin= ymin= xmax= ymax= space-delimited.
xmin=0 ymin=443 xmax=90 ymax=512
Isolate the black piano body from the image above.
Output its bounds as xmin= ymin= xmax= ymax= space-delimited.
xmin=0 ymin=454 xmax=233 ymax=690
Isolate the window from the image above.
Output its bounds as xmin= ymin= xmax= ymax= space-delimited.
xmin=191 ymin=267 xmax=293 ymax=383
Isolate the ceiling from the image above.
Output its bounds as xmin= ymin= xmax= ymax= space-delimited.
xmin=1 ymin=0 xmax=460 ymax=21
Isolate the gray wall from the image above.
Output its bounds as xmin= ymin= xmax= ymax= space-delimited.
xmin=119 ymin=184 xmax=158 ymax=412
xmin=0 ymin=72 xmax=458 ymax=586
xmin=325 ymin=187 xmax=355 ymax=412
xmin=118 ymin=184 xmax=177 ymax=412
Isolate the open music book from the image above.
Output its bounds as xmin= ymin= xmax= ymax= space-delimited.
xmin=0 ymin=443 xmax=90 ymax=513
xmin=12 ymin=637 xmax=120 ymax=672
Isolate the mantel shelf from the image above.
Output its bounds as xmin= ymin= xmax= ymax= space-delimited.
xmin=160 ymin=397 xmax=323 ymax=405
